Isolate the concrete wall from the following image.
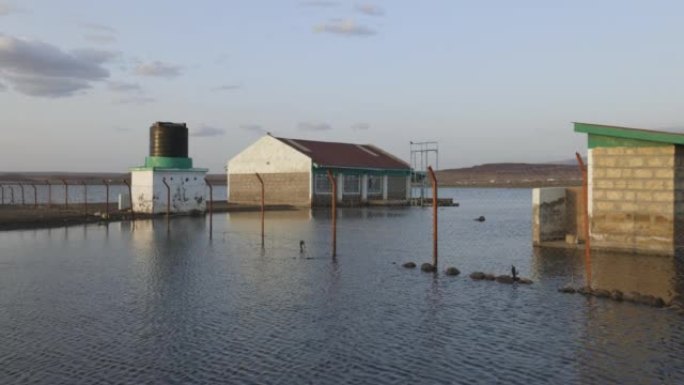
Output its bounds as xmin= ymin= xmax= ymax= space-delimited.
xmin=590 ymin=145 xmax=677 ymax=255
xmin=676 ymin=146 xmax=684 ymax=255
xmin=532 ymin=187 xmax=567 ymax=244
xmin=229 ymin=172 xmax=310 ymax=206
xmin=227 ymin=136 xmax=312 ymax=174
xmin=132 ymin=170 xmax=207 ymax=214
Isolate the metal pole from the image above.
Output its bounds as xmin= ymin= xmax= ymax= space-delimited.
xmin=82 ymin=181 xmax=88 ymax=217
xmin=204 ymin=178 xmax=213 ymax=240
xmin=123 ymin=179 xmax=134 ymax=220
xmin=575 ymin=152 xmax=592 ymax=287
xmin=102 ymin=179 xmax=110 ymax=219
xmin=10 ymin=185 xmax=15 ymax=204
xmin=427 ymin=166 xmax=438 ymax=268
xmin=62 ymin=179 xmax=68 ymax=209
xmin=46 ymin=180 xmax=51 ymax=208
xmin=326 ymin=170 xmax=337 ymax=258
xmin=19 ymin=184 xmax=25 ymax=206
xmin=30 ymin=184 xmax=37 ymax=209
xmin=255 ymin=173 xmax=265 ymax=247
xmin=162 ymin=177 xmax=171 ymax=220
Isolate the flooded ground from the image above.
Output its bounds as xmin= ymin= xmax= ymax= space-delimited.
xmin=1 ymin=188 xmax=683 ymax=384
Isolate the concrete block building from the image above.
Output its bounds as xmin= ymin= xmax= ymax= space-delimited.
xmin=227 ymin=135 xmax=412 ymax=207
xmin=131 ymin=122 xmax=208 ymax=214
xmin=574 ymin=122 xmax=684 ymax=256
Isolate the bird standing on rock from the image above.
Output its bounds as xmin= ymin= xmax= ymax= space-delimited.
xmin=511 ymin=265 xmax=519 ymax=281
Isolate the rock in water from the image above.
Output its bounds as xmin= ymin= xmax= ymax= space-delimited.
xmin=496 ymin=275 xmax=514 ymax=284
xmin=558 ymin=286 xmax=576 ymax=294
xmin=421 ymin=263 xmax=436 ymax=272
xmin=402 ymin=262 xmax=417 ymax=268
xmin=469 ymin=272 xmax=486 ymax=280
xmin=518 ymin=278 xmax=533 ymax=285
xmin=445 ymin=267 xmax=460 ymax=276
xmin=610 ymin=290 xmax=624 ymax=301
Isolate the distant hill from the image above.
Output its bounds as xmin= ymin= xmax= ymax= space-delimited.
xmin=434 ymin=163 xmax=582 ymax=187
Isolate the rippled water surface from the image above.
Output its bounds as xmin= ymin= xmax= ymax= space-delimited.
xmin=1 ymin=188 xmax=683 ymax=384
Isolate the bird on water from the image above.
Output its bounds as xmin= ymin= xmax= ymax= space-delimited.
xmin=299 ymin=240 xmax=305 ymax=253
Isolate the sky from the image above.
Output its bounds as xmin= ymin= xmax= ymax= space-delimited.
xmin=1 ymin=0 xmax=684 ymax=173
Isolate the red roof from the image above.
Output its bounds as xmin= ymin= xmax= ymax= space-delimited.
xmin=275 ymin=137 xmax=410 ymax=170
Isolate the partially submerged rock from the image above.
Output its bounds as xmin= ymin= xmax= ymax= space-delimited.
xmin=558 ymin=286 xmax=576 ymax=294
xmin=577 ymin=286 xmax=593 ymax=296
xmin=469 ymin=272 xmax=486 ymax=280
xmin=496 ymin=275 xmax=515 ymax=284
xmin=518 ymin=278 xmax=533 ymax=285
xmin=484 ymin=273 xmax=496 ymax=281
xmin=420 ymin=263 xmax=436 ymax=273
xmin=610 ymin=290 xmax=624 ymax=301
xmin=402 ymin=262 xmax=417 ymax=269
xmin=445 ymin=267 xmax=460 ymax=276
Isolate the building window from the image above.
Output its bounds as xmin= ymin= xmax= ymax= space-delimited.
xmin=344 ymin=174 xmax=360 ymax=194
xmin=314 ymin=173 xmax=331 ymax=194
xmin=368 ymin=175 xmax=382 ymax=194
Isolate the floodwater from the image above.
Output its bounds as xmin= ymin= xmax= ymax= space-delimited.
xmin=1 ymin=188 xmax=683 ymax=384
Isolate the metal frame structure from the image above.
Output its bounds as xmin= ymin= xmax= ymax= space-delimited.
xmin=409 ymin=141 xmax=439 ymax=202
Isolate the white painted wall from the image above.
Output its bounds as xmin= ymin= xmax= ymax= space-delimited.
xmin=227 ymin=135 xmax=312 ymax=174
xmin=132 ymin=170 xmax=207 ymax=214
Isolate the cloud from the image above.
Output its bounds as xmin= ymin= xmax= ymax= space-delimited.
xmin=114 ymin=95 xmax=155 ymax=105
xmin=108 ymin=81 xmax=141 ymax=92
xmin=356 ymin=4 xmax=384 ymax=16
xmin=298 ymin=121 xmax=332 ymax=131
xmin=300 ymin=1 xmax=339 ymax=7
xmin=133 ymin=61 xmax=183 ymax=78
xmin=0 ymin=34 xmax=114 ymax=97
xmin=84 ymin=34 xmax=117 ymax=44
xmin=351 ymin=122 xmax=370 ymax=130
xmin=79 ymin=22 xmax=117 ymax=45
xmin=213 ymin=84 xmax=241 ymax=91
xmin=314 ymin=19 xmax=376 ymax=36
xmin=0 ymin=2 xmax=20 ymax=16
xmin=191 ymin=125 xmax=226 ymax=137
xmin=240 ymin=124 xmax=267 ymax=134
xmin=0 ymin=81 xmax=6 ymax=91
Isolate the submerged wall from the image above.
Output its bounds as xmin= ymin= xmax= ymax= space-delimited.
xmin=131 ymin=170 xmax=207 ymax=214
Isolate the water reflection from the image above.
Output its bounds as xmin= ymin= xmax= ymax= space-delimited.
xmin=1 ymin=189 xmax=684 ymax=384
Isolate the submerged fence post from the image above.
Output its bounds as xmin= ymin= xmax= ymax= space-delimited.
xmin=204 ymin=178 xmax=213 ymax=240
xmin=10 ymin=185 xmax=15 ymax=204
xmin=575 ymin=152 xmax=592 ymax=287
xmin=102 ymin=179 xmax=110 ymax=219
xmin=123 ymin=179 xmax=134 ymax=220
xmin=46 ymin=180 xmax=51 ymax=208
xmin=427 ymin=166 xmax=438 ymax=268
xmin=255 ymin=173 xmax=265 ymax=248
xmin=19 ymin=184 xmax=25 ymax=206
xmin=30 ymin=184 xmax=37 ymax=209
xmin=82 ymin=181 xmax=88 ymax=217
xmin=62 ymin=179 xmax=68 ymax=209
xmin=326 ymin=170 xmax=337 ymax=258
xmin=162 ymin=177 xmax=171 ymax=221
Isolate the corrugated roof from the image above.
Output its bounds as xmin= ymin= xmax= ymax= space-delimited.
xmin=275 ymin=137 xmax=410 ymax=170
xmin=574 ymin=122 xmax=684 ymax=145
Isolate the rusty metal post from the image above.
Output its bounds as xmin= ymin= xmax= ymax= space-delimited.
xmin=326 ymin=170 xmax=337 ymax=258
xmin=427 ymin=166 xmax=438 ymax=268
xmin=46 ymin=180 xmax=51 ymax=208
xmin=30 ymin=184 xmax=37 ymax=208
xmin=62 ymin=179 xmax=68 ymax=209
xmin=255 ymin=173 xmax=265 ymax=247
xmin=19 ymin=184 xmax=25 ymax=206
xmin=162 ymin=177 xmax=171 ymax=220
xmin=82 ymin=181 xmax=88 ymax=217
xmin=576 ymin=152 xmax=592 ymax=287
xmin=204 ymin=178 xmax=213 ymax=239
xmin=123 ymin=179 xmax=134 ymax=220
xmin=102 ymin=179 xmax=110 ymax=219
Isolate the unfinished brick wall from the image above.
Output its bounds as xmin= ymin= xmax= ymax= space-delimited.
xmin=229 ymin=172 xmax=310 ymax=206
xmin=676 ymin=146 xmax=684 ymax=255
xmin=590 ymin=145 xmax=677 ymax=255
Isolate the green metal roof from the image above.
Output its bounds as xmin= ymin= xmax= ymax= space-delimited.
xmin=574 ymin=122 xmax=684 ymax=146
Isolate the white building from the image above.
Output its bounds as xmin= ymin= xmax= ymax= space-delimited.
xmin=227 ymin=135 xmax=412 ymax=207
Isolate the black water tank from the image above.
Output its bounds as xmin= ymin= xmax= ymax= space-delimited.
xmin=149 ymin=122 xmax=188 ymax=158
